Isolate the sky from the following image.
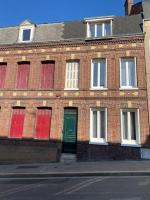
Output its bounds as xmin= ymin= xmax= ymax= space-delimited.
xmin=0 ymin=0 xmax=141 ymax=27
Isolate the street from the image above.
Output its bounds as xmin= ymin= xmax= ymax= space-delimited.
xmin=0 ymin=176 xmax=150 ymax=200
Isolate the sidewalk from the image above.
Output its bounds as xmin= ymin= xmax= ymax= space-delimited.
xmin=1 ymin=160 xmax=150 ymax=178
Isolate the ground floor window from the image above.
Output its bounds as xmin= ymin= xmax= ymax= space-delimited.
xmin=121 ymin=109 xmax=140 ymax=145
xmin=90 ymin=108 xmax=107 ymax=144
xmin=35 ymin=108 xmax=51 ymax=140
xmin=10 ymin=108 xmax=25 ymax=138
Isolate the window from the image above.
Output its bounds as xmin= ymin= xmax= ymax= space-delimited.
xmin=65 ymin=61 xmax=79 ymax=90
xmin=91 ymin=58 xmax=107 ymax=89
xmin=41 ymin=61 xmax=55 ymax=89
xmin=18 ymin=22 xmax=35 ymax=43
xmin=120 ymin=58 xmax=137 ymax=89
xmin=10 ymin=108 xmax=25 ymax=138
xmin=90 ymin=108 xmax=107 ymax=144
xmin=0 ymin=63 xmax=6 ymax=89
xmin=88 ymin=21 xmax=111 ymax=38
xmin=16 ymin=62 xmax=30 ymax=89
xmin=121 ymin=109 xmax=140 ymax=145
xmin=35 ymin=108 xmax=51 ymax=140
xmin=22 ymin=29 xmax=31 ymax=41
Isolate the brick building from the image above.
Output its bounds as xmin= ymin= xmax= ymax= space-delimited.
xmin=0 ymin=0 xmax=149 ymax=162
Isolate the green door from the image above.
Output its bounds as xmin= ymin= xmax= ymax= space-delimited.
xmin=62 ymin=109 xmax=77 ymax=153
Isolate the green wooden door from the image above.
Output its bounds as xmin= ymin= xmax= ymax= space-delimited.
xmin=62 ymin=109 xmax=77 ymax=153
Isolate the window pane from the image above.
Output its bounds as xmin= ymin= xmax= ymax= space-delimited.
xmin=100 ymin=59 xmax=106 ymax=87
xmin=93 ymin=111 xmax=97 ymax=138
xmin=130 ymin=112 xmax=136 ymax=140
xmin=100 ymin=110 xmax=105 ymax=139
xmin=121 ymin=60 xmax=127 ymax=86
xmin=104 ymin=23 xmax=111 ymax=36
xmin=122 ymin=112 xmax=128 ymax=140
xmin=89 ymin=24 xmax=95 ymax=37
xmin=23 ymin=29 xmax=31 ymax=41
xmin=97 ymin=24 xmax=103 ymax=37
xmin=128 ymin=59 xmax=136 ymax=87
xmin=93 ymin=61 xmax=98 ymax=87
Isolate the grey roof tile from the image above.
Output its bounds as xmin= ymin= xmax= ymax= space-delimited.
xmin=0 ymin=14 xmax=143 ymax=45
xmin=143 ymin=0 xmax=150 ymax=19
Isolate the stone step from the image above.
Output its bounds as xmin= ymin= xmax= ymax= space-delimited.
xmin=60 ymin=153 xmax=77 ymax=163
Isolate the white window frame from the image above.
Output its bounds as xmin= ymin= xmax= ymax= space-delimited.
xmin=120 ymin=57 xmax=138 ymax=89
xmin=87 ymin=20 xmax=112 ymax=38
xmin=90 ymin=108 xmax=108 ymax=144
xmin=18 ymin=25 xmax=35 ymax=43
xmin=120 ymin=109 xmax=140 ymax=146
xmin=64 ymin=60 xmax=79 ymax=90
xmin=91 ymin=58 xmax=107 ymax=90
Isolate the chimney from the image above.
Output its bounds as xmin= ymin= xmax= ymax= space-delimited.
xmin=124 ymin=0 xmax=134 ymax=15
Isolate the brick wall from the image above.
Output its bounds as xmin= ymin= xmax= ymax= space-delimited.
xmin=0 ymin=36 xmax=148 ymax=161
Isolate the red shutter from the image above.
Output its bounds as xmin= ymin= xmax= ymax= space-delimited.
xmin=10 ymin=109 xmax=25 ymax=138
xmin=0 ymin=64 xmax=6 ymax=88
xmin=16 ymin=63 xmax=30 ymax=89
xmin=41 ymin=62 xmax=54 ymax=89
xmin=35 ymin=109 xmax=51 ymax=139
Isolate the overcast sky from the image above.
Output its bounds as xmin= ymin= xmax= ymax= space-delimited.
xmin=0 ymin=0 xmax=141 ymax=27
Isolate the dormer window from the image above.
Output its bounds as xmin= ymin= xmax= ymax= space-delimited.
xmin=22 ymin=29 xmax=31 ymax=41
xmin=85 ymin=17 xmax=113 ymax=39
xmin=18 ymin=20 xmax=35 ymax=43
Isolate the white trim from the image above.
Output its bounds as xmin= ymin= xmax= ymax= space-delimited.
xmin=120 ymin=109 xmax=141 ymax=145
xmin=121 ymin=144 xmax=141 ymax=148
xmin=90 ymin=108 xmax=107 ymax=144
xmin=84 ymin=16 xmax=114 ymax=22
xmin=89 ymin=142 xmax=108 ymax=146
xmin=18 ymin=25 xmax=35 ymax=43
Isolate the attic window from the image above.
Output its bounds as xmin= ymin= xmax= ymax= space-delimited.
xmin=18 ymin=20 xmax=35 ymax=43
xmin=85 ymin=17 xmax=113 ymax=39
xmin=22 ymin=29 xmax=31 ymax=41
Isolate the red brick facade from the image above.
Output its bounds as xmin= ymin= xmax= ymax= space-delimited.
xmin=0 ymin=36 xmax=149 ymax=162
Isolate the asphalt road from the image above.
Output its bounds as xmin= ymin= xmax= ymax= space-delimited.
xmin=0 ymin=176 xmax=150 ymax=200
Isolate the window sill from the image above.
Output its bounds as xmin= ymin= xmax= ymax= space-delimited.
xmin=64 ymin=88 xmax=79 ymax=91
xmin=119 ymin=88 xmax=138 ymax=90
xmin=90 ymin=88 xmax=108 ymax=91
xmin=121 ymin=143 xmax=141 ymax=148
xmin=89 ymin=141 xmax=108 ymax=146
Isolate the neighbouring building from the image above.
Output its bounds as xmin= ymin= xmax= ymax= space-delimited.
xmin=0 ymin=0 xmax=149 ymax=162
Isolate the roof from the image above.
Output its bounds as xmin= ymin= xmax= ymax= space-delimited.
xmin=0 ymin=14 xmax=143 ymax=45
xmin=142 ymin=0 xmax=150 ymax=19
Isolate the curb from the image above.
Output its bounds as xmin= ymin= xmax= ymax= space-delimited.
xmin=0 ymin=171 xmax=150 ymax=178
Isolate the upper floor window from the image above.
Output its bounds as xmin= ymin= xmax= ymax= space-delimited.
xmin=16 ymin=62 xmax=30 ymax=89
xmin=91 ymin=58 xmax=107 ymax=89
xmin=65 ymin=60 xmax=79 ymax=90
xmin=0 ymin=63 xmax=7 ymax=89
xmin=120 ymin=57 xmax=137 ymax=89
xmin=18 ymin=20 xmax=35 ymax=43
xmin=41 ymin=61 xmax=55 ymax=89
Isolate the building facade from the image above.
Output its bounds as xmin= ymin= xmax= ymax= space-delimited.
xmin=0 ymin=1 xmax=149 ymax=162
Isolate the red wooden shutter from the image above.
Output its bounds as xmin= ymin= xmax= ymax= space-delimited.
xmin=41 ymin=62 xmax=54 ymax=89
xmin=16 ymin=63 xmax=30 ymax=89
xmin=35 ymin=109 xmax=51 ymax=139
xmin=10 ymin=109 xmax=25 ymax=138
xmin=0 ymin=64 xmax=6 ymax=88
